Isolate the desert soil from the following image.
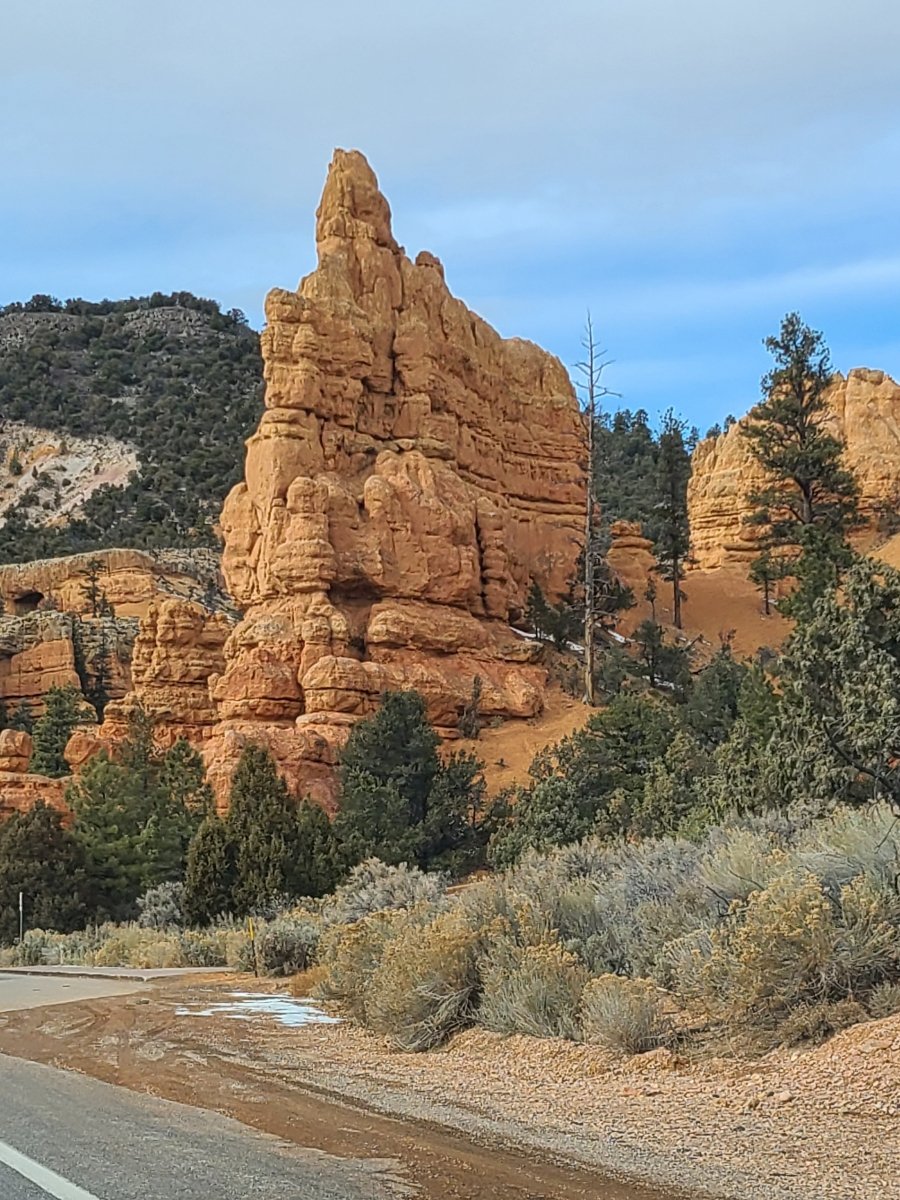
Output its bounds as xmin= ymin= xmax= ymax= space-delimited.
xmin=0 ymin=975 xmax=896 ymax=1200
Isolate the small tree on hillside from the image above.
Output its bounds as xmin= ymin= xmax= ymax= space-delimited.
xmin=742 ymin=313 xmax=860 ymax=615
xmin=80 ymin=558 xmax=114 ymax=618
xmin=632 ymin=619 xmax=691 ymax=696
xmin=30 ymin=685 xmax=88 ymax=777
xmin=653 ymin=409 xmax=692 ymax=629
xmin=748 ymin=546 xmax=787 ymax=616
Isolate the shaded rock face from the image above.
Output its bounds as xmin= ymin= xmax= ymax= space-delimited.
xmin=0 ymin=548 xmax=224 ymax=619
xmin=0 ymin=729 xmax=68 ymax=821
xmin=95 ymin=598 xmax=233 ymax=751
xmin=688 ymin=369 xmax=900 ymax=569
xmin=205 ymin=149 xmax=586 ymax=805
xmin=0 ymin=611 xmax=136 ymax=716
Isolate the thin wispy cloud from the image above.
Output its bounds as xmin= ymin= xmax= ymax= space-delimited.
xmin=1 ymin=0 xmax=898 ymax=428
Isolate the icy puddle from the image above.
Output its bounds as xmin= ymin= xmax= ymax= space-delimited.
xmin=176 ymin=991 xmax=341 ymax=1028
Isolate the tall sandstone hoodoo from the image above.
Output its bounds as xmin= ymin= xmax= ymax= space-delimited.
xmin=199 ymin=149 xmax=586 ymax=806
xmin=688 ymin=368 xmax=900 ymax=570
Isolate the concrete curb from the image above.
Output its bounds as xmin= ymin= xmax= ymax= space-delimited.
xmin=0 ymin=966 xmax=233 ymax=982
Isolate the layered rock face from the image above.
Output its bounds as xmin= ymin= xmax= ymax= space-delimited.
xmin=688 ymin=369 xmax=900 ymax=569
xmin=0 ymin=548 xmax=223 ymax=619
xmin=0 ymin=611 xmax=136 ymax=715
xmin=205 ymin=149 xmax=586 ymax=805
xmin=95 ymin=598 xmax=233 ymax=750
xmin=0 ymin=729 xmax=67 ymax=821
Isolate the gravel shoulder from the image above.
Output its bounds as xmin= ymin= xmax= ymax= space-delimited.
xmin=0 ymin=975 xmax=896 ymax=1200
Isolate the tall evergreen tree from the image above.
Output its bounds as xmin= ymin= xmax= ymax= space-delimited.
xmin=742 ymin=313 xmax=860 ymax=615
xmin=225 ymin=745 xmax=310 ymax=915
xmin=775 ymin=558 xmax=900 ymax=812
xmin=0 ymin=801 xmax=87 ymax=943
xmin=183 ymin=814 xmax=236 ymax=926
xmin=69 ymin=709 xmax=211 ymax=919
xmin=653 ymin=409 xmax=692 ymax=629
xmin=81 ymin=558 xmax=106 ymax=617
xmin=333 ymin=691 xmax=488 ymax=874
xmin=682 ymin=639 xmax=748 ymax=751
xmin=30 ymin=685 xmax=88 ymax=777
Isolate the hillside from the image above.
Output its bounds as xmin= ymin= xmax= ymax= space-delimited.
xmin=0 ymin=294 xmax=264 ymax=561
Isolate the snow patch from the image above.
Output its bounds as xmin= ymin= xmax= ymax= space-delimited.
xmin=176 ymin=991 xmax=341 ymax=1028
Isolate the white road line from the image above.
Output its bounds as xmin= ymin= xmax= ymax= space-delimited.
xmin=0 ymin=1140 xmax=100 ymax=1200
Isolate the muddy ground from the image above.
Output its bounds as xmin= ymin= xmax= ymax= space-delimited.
xmin=0 ymin=975 xmax=896 ymax=1200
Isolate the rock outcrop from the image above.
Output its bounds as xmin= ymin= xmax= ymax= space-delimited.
xmin=97 ymin=598 xmax=233 ymax=749
xmin=0 ymin=611 xmax=136 ymax=716
xmin=688 ymin=369 xmax=900 ymax=569
xmin=203 ymin=149 xmax=586 ymax=805
xmin=0 ymin=729 xmax=67 ymax=821
xmin=0 ymin=548 xmax=224 ymax=619
xmin=0 ymin=549 xmax=230 ymax=821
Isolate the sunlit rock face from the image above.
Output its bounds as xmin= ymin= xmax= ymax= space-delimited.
xmin=204 ymin=149 xmax=587 ymax=806
xmin=688 ymin=369 xmax=900 ymax=569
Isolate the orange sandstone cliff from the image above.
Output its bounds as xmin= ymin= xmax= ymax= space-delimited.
xmin=688 ymin=368 xmax=900 ymax=569
xmin=200 ymin=149 xmax=587 ymax=806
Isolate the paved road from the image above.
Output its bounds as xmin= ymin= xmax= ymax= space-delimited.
xmin=0 ymin=1053 xmax=400 ymax=1199
xmin=0 ymin=972 xmax=147 ymax=1014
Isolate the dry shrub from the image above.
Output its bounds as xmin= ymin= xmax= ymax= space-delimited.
xmin=868 ymin=980 xmax=900 ymax=1020
xmin=674 ymin=869 xmax=900 ymax=1028
xmin=255 ymin=913 xmax=320 ymax=976
xmin=289 ymin=965 xmax=329 ymax=997
xmin=366 ymin=910 xmax=480 ymax=1051
xmin=580 ymin=974 xmax=672 ymax=1054
xmin=477 ymin=939 xmax=588 ymax=1040
xmin=321 ymin=859 xmax=447 ymax=926
xmin=315 ymin=909 xmax=407 ymax=1023
xmin=774 ymin=999 xmax=868 ymax=1048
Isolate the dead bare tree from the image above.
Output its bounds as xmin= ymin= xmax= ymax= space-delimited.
xmin=575 ymin=314 xmax=618 ymax=705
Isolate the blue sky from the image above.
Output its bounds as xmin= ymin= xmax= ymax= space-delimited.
xmin=3 ymin=0 xmax=899 ymax=431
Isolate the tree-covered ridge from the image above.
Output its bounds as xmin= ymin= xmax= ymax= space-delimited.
xmin=0 ymin=292 xmax=263 ymax=561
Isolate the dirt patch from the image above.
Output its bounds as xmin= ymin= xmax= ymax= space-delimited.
xmin=458 ymin=688 xmax=590 ymax=794
xmin=0 ymin=976 xmax=896 ymax=1199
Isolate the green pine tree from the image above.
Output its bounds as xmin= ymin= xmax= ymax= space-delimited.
xmin=9 ymin=702 xmax=33 ymax=734
xmin=653 ymin=409 xmax=692 ymax=628
xmin=30 ymin=685 xmax=87 ymax=777
xmin=775 ymin=558 xmax=900 ymax=811
xmin=69 ymin=709 xmax=211 ymax=919
xmin=491 ymin=693 xmax=679 ymax=862
xmin=742 ymin=313 xmax=861 ymax=616
xmin=294 ymin=798 xmax=343 ymax=898
xmin=0 ymin=801 xmax=87 ymax=943
xmin=632 ymin=619 xmax=691 ymax=695
xmin=748 ymin=546 xmax=787 ymax=616
xmin=682 ymin=639 xmax=748 ymax=751
xmin=225 ymin=745 xmax=308 ymax=915
xmin=183 ymin=814 xmax=237 ymax=926
xmin=333 ymin=691 xmax=488 ymax=874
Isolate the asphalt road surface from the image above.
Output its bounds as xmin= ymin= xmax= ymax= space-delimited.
xmin=0 ymin=1053 xmax=401 ymax=1199
xmin=0 ymin=972 xmax=145 ymax=1014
